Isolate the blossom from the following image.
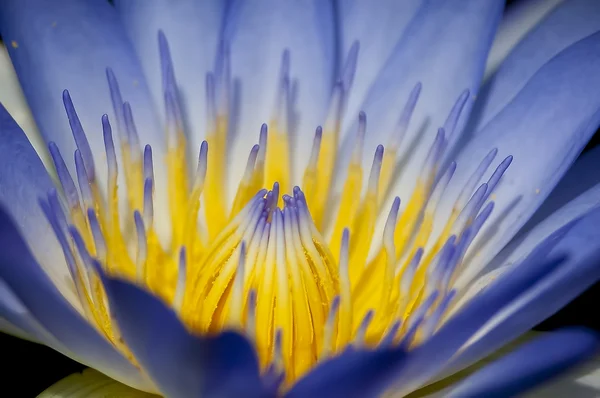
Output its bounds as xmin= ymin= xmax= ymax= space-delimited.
xmin=1 ymin=0 xmax=600 ymax=396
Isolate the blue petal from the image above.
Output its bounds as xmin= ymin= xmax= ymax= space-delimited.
xmin=0 ymin=278 xmax=63 ymax=347
xmin=387 ymin=230 xmax=571 ymax=394
xmin=339 ymin=0 xmax=504 ymax=209
xmin=447 ymin=328 xmax=600 ymax=397
xmin=0 ymin=104 xmax=82 ymax=353
xmin=484 ymin=0 xmax=563 ymax=77
xmin=115 ymin=0 xmax=227 ymax=158
xmin=339 ymin=0 xmax=422 ymax=126
xmin=0 ymin=0 xmax=164 ymax=186
xmin=100 ymin=274 xmax=265 ymax=398
xmin=488 ymin=146 xmax=600 ymax=274
xmin=0 ymin=206 xmax=151 ymax=391
xmin=224 ymin=0 xmax=336 ymax=188
xmin=0 ymin=104 xmax=78 ymax=305
xmin=286 ymin=347 xmax=407 ymax=398
xmin=439 ymin=30 xmax=600 ymax=289
xmin=439 ymin=204 xmax=600 ymax=381
xmin=0 ymin=276 xmax=95 ymax=372
xmin=527 ymin=145 xmax=600 ymax=227
xmin=0 ymin=44 xmax=40 ymax=149
xmin=473 ymin=0 xmax=600 ymax=133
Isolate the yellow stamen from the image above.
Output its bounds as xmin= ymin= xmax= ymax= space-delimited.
xmin=307 ymin=83 xmax=344 ymax=228
xmin=48 ymin=52 xmax=512 ymax=389
xmin=264 ymin=121 xmax=291 ymax=195
xmin=328 ymin=112 xmax=366 ymax=261
xmin=204 ymin=74 xmax=229 ymax=238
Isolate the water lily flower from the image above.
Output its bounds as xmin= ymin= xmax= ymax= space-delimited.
xmin=1 ymin=0 xmax=600 ymax=396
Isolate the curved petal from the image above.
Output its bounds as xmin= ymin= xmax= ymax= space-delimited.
xmin=286 ymin=347 xmax=407 ymax=398
xmin=0 ymin=278 xmax=64 ymax=347
xmin=0 ymin=318 xmax=36 ymax=342
xmin=0 ymin=103 xmax=77 ymax=306
xmin=100 ymin=274 xmax=265 ymax=398
xmin=0 ymin=279 xmax=38 ymax=341
xmin=0 ymin=206 xmax=151 ymax=391
xmin=526 ymin=355 xmax=600 ymax=397
xmin=447 ymin=328 xmax=600 ymax=397
xmin=441 ymin=204 xmax=600 ymax=383
xmin=0 ymin=44 xmax=43 ymax=162
xmin=472 ymin=0 xmax=600 ymax=133
xmin=225 ymin=0 xmax=336 ymax=189
xmin=523 ymin=145 xmax=600 ymax=231
xmin=339 ymin=0 xmax=423 ymax=125
xmin=487 ymin=147 xmax=600 ymax=273
xmin=0 ymin=105 xmax=90 ymax=360
xmin=0 ymin=0 xmax=164 ymax=188
xmin=339 ymin=0 xmax=504 ymax=209
xmin=115 ymin=0 xmax=226 ymax=158
xmin=438 ymin=31 xmax=600 ymax=289
xmin=38 ymin=369 xmax=154 ymax=398
xmin=386 ymin=231 xmax=570 ymax=394
xmin=484 ymin=0 xmax=563 ymax=78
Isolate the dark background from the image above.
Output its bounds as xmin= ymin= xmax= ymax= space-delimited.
xmin=2 ymin=0 xmax=600 ymax=396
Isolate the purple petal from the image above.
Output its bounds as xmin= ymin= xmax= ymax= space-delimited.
xmin=0 ymin=0 xmax=164 ymax=188
xmin=387 ymin=229 xmax=571 ymax=394
xmin=339 ymin=0 xmax=504 ymax=210
xmin=224 ymin=0 xmax=336 ymax=188
xmin=526 ymin=145 xmax=600 ymax=228
xmin=484 ymin=0 xmax=563 ymax=76
xmin=286 ymin=347 xmax=407 ymax=398
xmin=0 ymin=278 xmax=52 ymax=344
xmin=0 ymin=44 xmax=38 ymax=143
xmin=473 ymin=0 xmax=600 ymax=132
xmin=439 ymin=31 xmax=600 ymax=289
xmin=0 ymin=104 xmax=78 ymax=305
xmin=100 ymin=274 xmax=265 ymax=398
xmin=339 ymin=0 xmax=423 ymax=126
xmin=487 ymin=146 xmax=600 ymax=275
xmin=0 ymin=105 xmax=83 ymax=354
xmin=440 ymin=204 xmax=600 ymax=381
xmin=447 ymin=328 xmax=600 ymax=397
xmin=0 ymin=206 xmax=151 ymax=391
xmin=115 ymin=0 xmax=226 ymax=158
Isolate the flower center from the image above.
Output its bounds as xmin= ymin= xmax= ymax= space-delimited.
xmin=41 ymin=34 xmax=511 ymax=385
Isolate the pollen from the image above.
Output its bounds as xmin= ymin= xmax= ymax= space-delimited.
xmin=41 ymin=33 xmax=512 ymax=388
